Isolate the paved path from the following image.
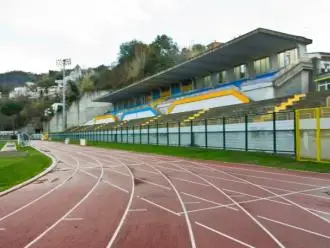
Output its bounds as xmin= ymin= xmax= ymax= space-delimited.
xmin=0 ymin=141 xmax=330 ymax=247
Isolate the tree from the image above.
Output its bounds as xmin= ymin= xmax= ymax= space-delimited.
xmin=78 ymin=76 xmax=95 ymax=93
xmin=0 ymin=101 xmax=23 ymax=132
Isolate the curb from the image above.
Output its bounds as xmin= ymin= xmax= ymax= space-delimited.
xmin=0 ymin=145 xmax=57 ymax=197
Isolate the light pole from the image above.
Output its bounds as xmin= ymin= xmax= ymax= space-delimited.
xmin=56 ymin=58 xmax=71 ymax=131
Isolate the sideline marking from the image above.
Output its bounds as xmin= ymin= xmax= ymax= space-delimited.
xmin=172 ymin=177 xmax=210 ymax=186
xmin=223 ymin=189 xmax=291 ymax=206
xmin=64 ymin=218 xmax=84 ymax=221
xmin=129 ymin=209 xmax=147 ymax=212
xmin=258 ymin=215 xmax=330 ymax=240
xmin=195 ymin=222 xmax=255 ymax=248
xmin=140 ymin=197 xmax=180 ymax=216
xmin=181 ymin=192 xmax=238 ymax=211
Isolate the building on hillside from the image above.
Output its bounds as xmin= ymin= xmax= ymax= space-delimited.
xmin=55 ymin=65 xmax=83 ymax=87
xmin=309 ymin=52 xmax=330 ymax=92
xmin=89 ymin=28 xmax=316 ymax=125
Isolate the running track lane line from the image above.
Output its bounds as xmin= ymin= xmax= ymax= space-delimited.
xmin=104 ymin=153 xmax=135 ymax=248
xmin=188 ymin=160 xmax=330 ymax=224
xmin=142 ymin=161 xmax=197 ymax=248
xmin=0 ymin=149 xmax=80 ymax=223
xmin=258 ymin=215 xmax=330 ymax=240
xmin=23 ymin=151 xmax=104 ymax=248
xmin=170 ymin=163 xmax=286 ymax=248
xmin=195 ymin=222 xmax=255 ymax=248
xmin=50 ymin=148 xmax=129 ymax=194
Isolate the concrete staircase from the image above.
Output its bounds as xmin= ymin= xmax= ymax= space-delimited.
xmin=182 ymin=109 xmax=209 ymax=124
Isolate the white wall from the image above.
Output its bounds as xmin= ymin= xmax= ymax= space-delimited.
xmin=171 ymin=95 xmax=242 ymax=113
xmin=123 ymin=110 xmax=156 ymax=121
xmin=242 ymin=83 xmax=275 ymax=101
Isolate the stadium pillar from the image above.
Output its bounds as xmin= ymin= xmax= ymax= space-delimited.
xmin=227 ymin=68 xmax=236 ymax=81
xmin=273 ymin=112 xmax=277 ymax=154
xmin=270 ymin=54 xmax=279 ymax=71
xmin=246 ymin=60 xmax=256 ymax=78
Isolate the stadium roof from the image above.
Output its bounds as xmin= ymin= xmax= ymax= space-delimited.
xmin=96 ymin=28 xmax=312 ymax=102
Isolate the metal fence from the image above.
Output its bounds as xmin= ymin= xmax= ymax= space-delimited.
xmin=49 ymin=111 xmax=296 ymax=155
xmin=296 ymin=107 xmax=330 ymax=162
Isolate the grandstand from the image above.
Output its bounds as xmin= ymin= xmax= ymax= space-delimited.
xmin=53 ymin=28 xmax=330 ymax=156
xmin=77 ymin=28 xmax=319 ymax=126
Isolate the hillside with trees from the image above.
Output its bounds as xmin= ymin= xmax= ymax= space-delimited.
xmin=0 ymin=34 xmax=208 ymax=131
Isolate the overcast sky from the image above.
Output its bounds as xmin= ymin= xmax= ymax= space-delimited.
xmin=0 ymin=0 xmax=328 ymax=73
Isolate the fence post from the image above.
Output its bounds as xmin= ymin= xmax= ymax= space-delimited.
xmin=245 ymin=115 xmax=248 ymax=152
xmin=273 ymin=112 xmax=277 ymax=154
xmin=205 ymin=119 xmax=208 ymax=149
xmin=140 ymin=125 xmax=142 ymax=144
xmin=178 ymin=122 xmax=181 ymax=147
xmin=166 ymin=122 xmax=169 ymax=146
xmin=127 ymin=126 xmax=129 ymax=144
xmin=133 ymin=126 xmax=135 ymax=144
xmin=316 ymin=108 xmax=321 ymax=162
xmin=121 ymin=127 xmax=123 ymax=143
xmin=293 ymin=110 xmax=298 ymax=159
xmin=190 ymin=120 xmax=193 ymax=146
xmin=156 ymin=122 xmax=159 ymax=145
xmin=223 ymin=117 xmax=226 ymax=150
xmin=147 ymin=125 xmax=150 ymax=144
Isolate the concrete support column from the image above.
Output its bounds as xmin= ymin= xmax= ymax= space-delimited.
xmin=246 ymin=60 xmax=256 ymax=79
xmin=297 ymin=43 xmax=307 ymax=59
xmin=211 ymin=72 xmax=219 ymax=86
xmin=270 ymin=54 xmax=279 ymax=71
xmin=227 ymin=68 xmax=236 ymax=81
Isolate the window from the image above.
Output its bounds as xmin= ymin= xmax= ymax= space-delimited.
xmin=254 ymin=57 xmax=270 ymax=74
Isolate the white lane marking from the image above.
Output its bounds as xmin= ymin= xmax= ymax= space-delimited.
xmin=195 ymin=222 xmax=255 ymax=248
xmin=174 ymin=164 xmax=286 ymax=248
xmin=140 ymin=197 xmax=180 ymax=216
xmin=107 ymin=168 xmax=130 ymax=177
xmin=306 ymin=208 xmax=330 ymax=216
xmin=186 ymin=160 xmax=330 ymax=224
xmin=229 ymin=172 xmax=321 ymax=187
xmin=133 ymin=168 xmax=160 ymax=175
xmin=79 ymin=168 xmax=129 ymax=193
xmin=24 ymin=152 xmax=104 ymax=248
xmin=258 ymin=215 xmax=330 ymax=239
xmin=230 ymin=194 xmax=248 ymax=198
xmin=171 ymin=177 xmax=210 ymax=186
xmin=0 ymin=228 xmax=6 ymax=231
xmin=184 ymin=201 xmax=201 ymax=205
xmin=128 ymin=209 xmax=147 ymax=212
xmin=63 ymin=218 xmax=84 ymax=221
xmin=135 ymin=178 xmax=171 ymax=190
xmin=0 ymin=153 xmax=80 ymax=223
xmin=181 ymin=192 xmax=238 ymax=211
xmin=105 ymin=155 xmax=135 ymax=248
xmin=201 ymin=174 xmax=249 ymax=184
xmin=223 ymin=189 xmax=292 ymax=206
xmin=142 ymin=162 xmax=197 ymax=248
xmin=185 ymin=159 xmax=330 ymax=183
xmin=154 ymin=165 xmax=184 ymax=172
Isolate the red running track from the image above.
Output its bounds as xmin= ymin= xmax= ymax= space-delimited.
xmin=0 ymin=141 xmax=330 ymax=248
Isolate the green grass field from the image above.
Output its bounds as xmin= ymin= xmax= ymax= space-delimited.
xmin=52 ymin=139 xmax=330 ymax=173
xmin=0 ymin=146 xmax=52 ymax=192
xmin=0 ymin=141 xmax=5 ymax=150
